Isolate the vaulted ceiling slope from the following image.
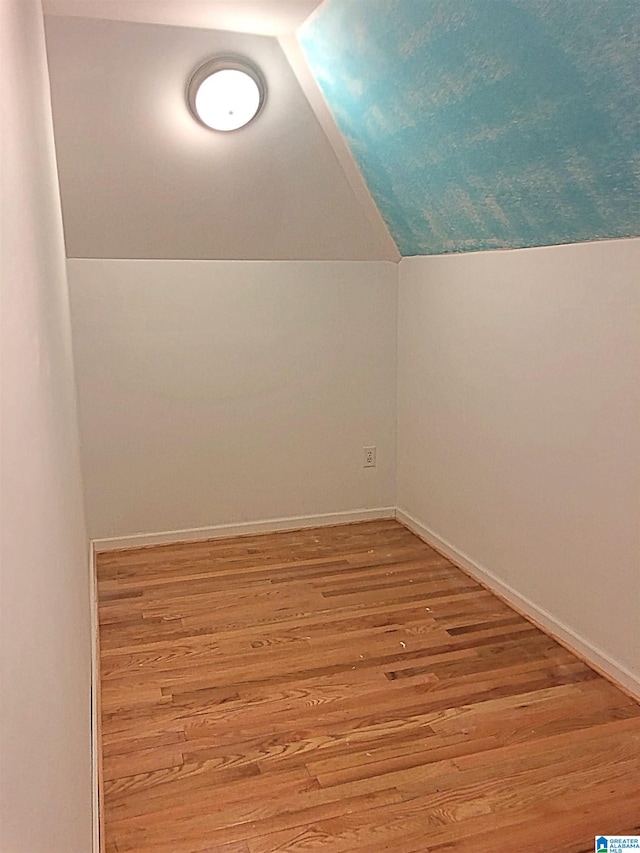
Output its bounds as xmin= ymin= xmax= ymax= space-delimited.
xmin=43 ymin=12 xmax=396 ymax=261
xmin=300 ymin=0 xmax=640 ymax=255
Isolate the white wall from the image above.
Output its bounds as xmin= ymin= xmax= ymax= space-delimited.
xmin=397 ymin=238 xmax=640 ymax=692
xmin=44 ymin=15 xmax=398 ymax=263
xmin=68 ymin=260 xmax=397 ymax=541
xmin=0 ymin=1 xmax=92 ymax=850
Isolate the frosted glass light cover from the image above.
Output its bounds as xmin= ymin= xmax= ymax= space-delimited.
xmin=194 ymin=68 xmax=262 ymax=131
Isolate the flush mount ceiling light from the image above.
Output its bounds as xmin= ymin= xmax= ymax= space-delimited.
xmin=187 ymin=56 xmax=266 ymax=132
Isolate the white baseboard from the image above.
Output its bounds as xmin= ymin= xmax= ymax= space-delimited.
xmin=88 ymin=543 xmax=104 ymax=853
xmin=396 ymin=508 xmax=640 ymax=702
xmin=92 ymin=507 xmax=396 ymax=552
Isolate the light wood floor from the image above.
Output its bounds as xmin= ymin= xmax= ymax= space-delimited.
xmin=97 ymin=519 xmax=640 ymax=853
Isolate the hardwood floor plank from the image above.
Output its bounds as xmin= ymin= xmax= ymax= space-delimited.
xmin=110 ymin=788 xmax=405 ymax=853
xmin=98 ymin=519 xmax=640 ymax=852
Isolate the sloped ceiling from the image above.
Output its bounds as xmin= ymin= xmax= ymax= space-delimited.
xmin=300 ymin=0 xmax=640 ymax=255
xmin=43 ymin=9 xmax=397 ymax=261
xmin=44 ymin=0 xmax=321 ymax=35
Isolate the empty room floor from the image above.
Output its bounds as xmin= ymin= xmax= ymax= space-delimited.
xmin=97 ymin=519 xmax=640 ymax=853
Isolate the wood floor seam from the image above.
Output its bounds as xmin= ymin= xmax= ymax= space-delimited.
xmin=97 ymin=519 xmax=640 ymax=853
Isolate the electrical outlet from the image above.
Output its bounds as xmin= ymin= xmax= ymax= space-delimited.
xmin=363 ymin=446 xmax=376 ymax=468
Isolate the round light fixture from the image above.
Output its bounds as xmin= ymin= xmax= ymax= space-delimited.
xmin=187 ymin=56 xmax=266 ymax=132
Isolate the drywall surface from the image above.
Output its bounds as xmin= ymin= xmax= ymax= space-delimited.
xmin=300 ymin=0 xmax=640 ymax=255
xmin=0 ymin=1 xmax=92 ymax=850
xmin=44 ymin=15 xmax=397 ymax=261
xmin=397 ymin=238 xmax=640 ymax=682
xmin=68 ymin=260 xmax=397 ymax=539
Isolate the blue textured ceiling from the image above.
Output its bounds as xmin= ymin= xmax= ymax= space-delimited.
xmin=300 ymin=0 xmax=640 ymax=255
